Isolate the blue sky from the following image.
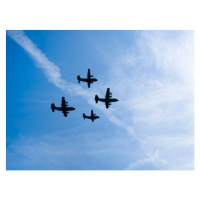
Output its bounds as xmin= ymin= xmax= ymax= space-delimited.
xmin=6 ymin=30 xmax=194 ymax=170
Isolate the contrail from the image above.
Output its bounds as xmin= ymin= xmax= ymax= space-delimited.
xmin=7 ymin=30 xmax=134 ymax=134
xmin=7 ymin=30 xmax=95 ymax=98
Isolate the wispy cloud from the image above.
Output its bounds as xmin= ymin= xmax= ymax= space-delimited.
xmin=7 ymin=129 xmax=137 ymax=170
xmin=101 ymin=30 xmax=194 ymax=169
xmin=7 ymin=30 xmax=133 ymax=135
xmin=125 ymin=133 xmax=193 ymax=170
xmin=7 ymin=30 xmax=95 ymax=98
xmin=7 ymin=30 xmax=194 ymax=170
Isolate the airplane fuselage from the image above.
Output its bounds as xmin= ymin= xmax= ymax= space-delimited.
xmin=98 ymin=98 xmax=118 ymax=103
xmin=55 ymin=106 xmax=75 ymax=111
xmin=84 ymin=116 xmax=99 ymax=120
xmin=84 ymin=115 xmax=99 ymax=122
xmin=79 ymin=77 xmax=98 ymax=83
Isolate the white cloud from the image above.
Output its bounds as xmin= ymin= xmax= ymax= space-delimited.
xmin=7 ymin=30 xmax=95 ymax=98
xmin=7 ymin=30 xmax=128 ymax=133
xmin=104 ymin=30 xmax=194 ymax=169
xmin=7 ymin=30 xmax=194 ymax=169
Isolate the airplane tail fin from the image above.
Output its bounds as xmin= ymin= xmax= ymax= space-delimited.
xmin=95 ymin=95 xmax=99 ymax=103
xmin=51 ymin=103 xmax=55 ymax=112
xmin=83 ymin=113 xmax=86 ymax=119
xmin=77 ymin=75 xmax=81 ymax=83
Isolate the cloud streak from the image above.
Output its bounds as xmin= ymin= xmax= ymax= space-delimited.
xmin=7 ymin=30 xmax=133 ymax=134
xmin=7 ymin=30 xmax=104 ymax=104
xmin=7 ymin=30 xmax=194 ymax=170
xmin=102 ymin=30 xmax=194 ymax=169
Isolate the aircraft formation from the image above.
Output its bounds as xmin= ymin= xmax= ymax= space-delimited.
xmin=51 ymin=69 xmax=119 ymax=122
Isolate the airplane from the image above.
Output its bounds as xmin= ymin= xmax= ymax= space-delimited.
xmin=51 ymin=97 xmax=75 ymax=117
xmin=77 ymin=69 xmax=98 ymax=88
xmin=95 ymin=88 xmax=119 ymax=109
xmin=83 ymin=110 xmax=100 ymax=122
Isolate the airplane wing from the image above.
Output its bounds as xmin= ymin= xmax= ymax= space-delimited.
xmin=87 ymin=69 xmax=91 ymax=79
xmin=105 ymin=88 xmax=110 ymax=99
xmin=87 ymin=82 xmax=90 ymax=88
xmin=63 ymin=110 xmax=67 ymax=117
xmin=62 ymin=97 xmax=68 ymax=108
xmin=105 ymin=101 xmax=110 ymax=109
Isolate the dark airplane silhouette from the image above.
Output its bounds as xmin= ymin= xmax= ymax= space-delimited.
xmin=77 ymin=69 xmax=98 ymax=88
xmin=95 ymin=88 xmax=119 ymax=109
xmin=83 ymin=110 xmax=100 ymax=122
xmin=51 ymin=97 xmax=75 ymax=117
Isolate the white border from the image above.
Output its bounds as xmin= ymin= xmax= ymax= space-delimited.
xmin=1 ymin=0 xmax=200 ymax=199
